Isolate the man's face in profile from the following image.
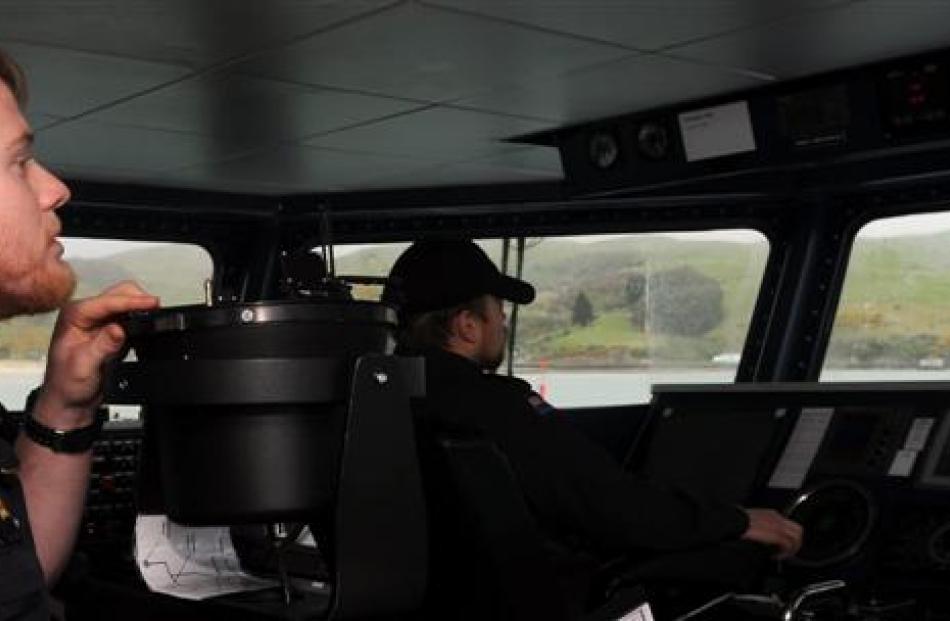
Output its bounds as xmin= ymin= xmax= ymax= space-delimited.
xmin=0 ymin=82 xmax=74 ymax=319
xmin=476 ymin=295 xmax=508 ymax=372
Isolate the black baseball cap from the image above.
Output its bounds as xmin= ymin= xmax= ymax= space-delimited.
xmin=383 ymin=240 xmax=535 ymax=317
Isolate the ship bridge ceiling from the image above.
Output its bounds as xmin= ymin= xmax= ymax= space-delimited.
xmin=3 ymin=0 xmax=950 ymax=198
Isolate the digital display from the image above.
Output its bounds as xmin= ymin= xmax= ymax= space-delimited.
xmin=918 ymin=413 xmax=950 ymax=488
xmin=777 ymin=84 xmax=851 ymax=148
xmin=823 ymin=410 xmax=879 ymax=461
xmin=933 ymin=443 xmax=950 ymax=478
xmin=881 ymin=58 xmax=950 ymax=137
xmin=105 ymin=404 xmax=142 ymax=422
xmin=810 ymin=406 xmax=906 ymax=477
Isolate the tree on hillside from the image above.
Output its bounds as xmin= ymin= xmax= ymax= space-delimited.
xmin=624 ymin=273 xmax=646 ymax=303
xmin=629 ymin=266 xmax=724 ymax=336
xmin=571 ymin=291 xmax=595 ymax=326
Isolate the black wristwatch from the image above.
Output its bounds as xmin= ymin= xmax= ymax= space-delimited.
xmin=22 ymin=388 xmax=107 ymax=454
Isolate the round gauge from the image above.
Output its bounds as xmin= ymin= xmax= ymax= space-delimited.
xmin=587 ymin=131 xmax=620 ymax=170
xmin=927 ymin=520 xmax=950 ymax=565
xmin=785 ymin=479 xmax=876 ymax=568
xmin=637 ymin=122 xmax=671 ymax=160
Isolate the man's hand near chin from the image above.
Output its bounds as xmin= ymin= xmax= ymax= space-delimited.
xmin=741 ymin=508 xmax=804 ymax=560
xmin=17 ymin=281 xmax=159 ymax=583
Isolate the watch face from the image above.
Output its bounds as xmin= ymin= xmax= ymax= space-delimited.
xmin=588 ymin=131 xmax=620 ymax=170
xmin=637 ymin=122 xmax=671 ymax=160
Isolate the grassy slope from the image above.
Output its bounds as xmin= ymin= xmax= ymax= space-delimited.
xmin=835 ymin=235 xmax=950 ymax=340
xmin=0 ymin=244 xmax=213 ymax=358
xmin=5 ymin=231 xmax=950 ymax=361
xmin=515 ymin=236 xmax=768 ymax=361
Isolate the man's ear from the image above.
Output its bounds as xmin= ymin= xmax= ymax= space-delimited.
xmin=450 ymin=309 xmax=481 ymax=345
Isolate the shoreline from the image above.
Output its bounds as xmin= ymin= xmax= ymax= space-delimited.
xmin=515 ymin=365 xmax=733 ymax=374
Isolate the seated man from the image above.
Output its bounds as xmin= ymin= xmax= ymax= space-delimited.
xmin=383 ymin=240 xmax=802 ymax=593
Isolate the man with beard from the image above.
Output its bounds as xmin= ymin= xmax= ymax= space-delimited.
xmin=384 ymin=239 xmax=802 ymax=613
xmin=0 ymin=49 xmax=159 ymax=619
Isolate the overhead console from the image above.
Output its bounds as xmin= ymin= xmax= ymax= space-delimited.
xmin=523 ymin=48 xmax=950 ymax=196
xmin=631 ymin=382 xmax=950 ymax=616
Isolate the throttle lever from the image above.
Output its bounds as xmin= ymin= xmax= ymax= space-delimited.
xmin=782 ymin=580 xmax=847 ymax=621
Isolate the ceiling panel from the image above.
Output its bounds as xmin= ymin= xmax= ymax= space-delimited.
xmin=305 ymin=106 xmax=553 ymax=159
xmin=168 ymin=143 xmax=562 ymax=194
xmin=464 ymin=146 xmax=563 ymax=174
xmin=671 ymin=1 xmax=950 ymax=80
xmin=0 ymin=41 xmax=190 ymax=119
xmin=169 ymin=145 xmax=440 ymax=194
xmin=0 ymin=0 xmax=400 ymax=69
xmin=85 ymin=72 xmax=424 ymax=151
xmin=25 ymin=111 xmax=63 ymax=132
xmin=422 ymin=0 xmax=848 ymax=52
xmin=137 ymin=168 xmax=316 ymax=196
xmin=1 ymin=1 xmax=947 ymax=195
xmin=456 ymin=53 xmax=770 ymax=124
xmin=35 ymin=121 xmax=237 ymax=173
xmin=57 ymin=165 xmax=172 ymax=188
xmin=234 ymin=2 xmax=629 ymax=104
xmin=353 ymin=160 xmax=562 ymax=191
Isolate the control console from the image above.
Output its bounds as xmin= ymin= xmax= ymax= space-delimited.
xmin=637 ymin=382 xmax=950 ymax=617
xmin=80 ymin=414 xmax=144 ymax=559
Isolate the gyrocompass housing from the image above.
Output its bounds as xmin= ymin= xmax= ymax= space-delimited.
xmin=112 ymin=299 xmax=399 ymax=524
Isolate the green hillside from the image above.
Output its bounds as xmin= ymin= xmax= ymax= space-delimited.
xmin=0 ymin=245 xmax=212 ymax=360
xmin=513 ymin=237 xmax=767 ymax=366
xmin=76 ymin=245 xmax=214 ymax=306
xmin=4 ymin=231 xmax=950 ymax=369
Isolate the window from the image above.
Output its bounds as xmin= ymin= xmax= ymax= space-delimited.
xmin=0 ymin=239 xmax=213 ymax=411
xmin=512 ymin=232 xmax=769 ymax=406
xmin=334 ymin=240 xmax=504 ymax=301
xmin=335 ymin=233 xmax=769 ymax=408
xmin=823 ymin=212 xmax=950 ymax=381
xmin=334 ymin=242 xmax=410 ymax=302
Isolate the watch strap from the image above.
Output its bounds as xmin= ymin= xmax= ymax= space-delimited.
xmin=22 ymin=393 xmax=107 ymax=454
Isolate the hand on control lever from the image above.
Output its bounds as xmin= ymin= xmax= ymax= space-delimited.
xmin=741 ymin=508 xmax=804 ymax=560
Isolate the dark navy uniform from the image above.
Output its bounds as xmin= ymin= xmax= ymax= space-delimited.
xmin=416 ymin=348 xmax=749 ymax=556
xmin=0 ymin=434 xmax=49 ymax=621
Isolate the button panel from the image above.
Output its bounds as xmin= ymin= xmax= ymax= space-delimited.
xmin=81 ymin=420 xmax=143 ymax=549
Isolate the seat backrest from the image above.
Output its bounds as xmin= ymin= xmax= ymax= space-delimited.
xmin=331 ymin=355 xmax=428 ymax=619
xmin=417 ymin=432 xmax=570 ymax=621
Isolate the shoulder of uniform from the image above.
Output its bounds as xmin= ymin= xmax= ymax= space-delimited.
xmin=484 ymin=373 xmax=532 ymax=393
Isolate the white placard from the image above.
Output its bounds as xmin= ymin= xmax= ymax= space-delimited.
xmin=905 ymin=417 xmax=935 ymax=451
xmin=889 ymin=449 xmax=919 ymax=477
xmin=768 ymin=407 xmax=834 ymax=489
xmin=678 ymin=101 xmax=756 ymax=162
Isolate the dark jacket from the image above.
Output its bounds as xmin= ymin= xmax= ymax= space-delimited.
xmin=415 ymin=348 xmax=749 ymax=555
xmin=0 ymin=438 xmax=49 ymax=621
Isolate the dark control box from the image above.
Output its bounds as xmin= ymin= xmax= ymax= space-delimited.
xmin=809 ymin=405 xmax=916 ymax=479
xmin=535 ymin=47 xmax=950 ymax=196
xmin=880 ymin=57 xmax=950 ymax=139
xmin=80 ymin=419 xmax=143 ymax=552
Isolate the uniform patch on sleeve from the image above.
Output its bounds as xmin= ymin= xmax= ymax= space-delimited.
xmin=0 ymin=492 xmax=23 ymax=545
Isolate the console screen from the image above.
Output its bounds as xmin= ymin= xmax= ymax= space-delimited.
xmin=810 ymin=406 xmax=910 ymax=478
xmin=640 ymin=407 xmax=781 ymax=505
xmin=822 ymin=410 xmax=879 ymax=461
xmin=919 ymin=413 xmax=950 ymax=488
